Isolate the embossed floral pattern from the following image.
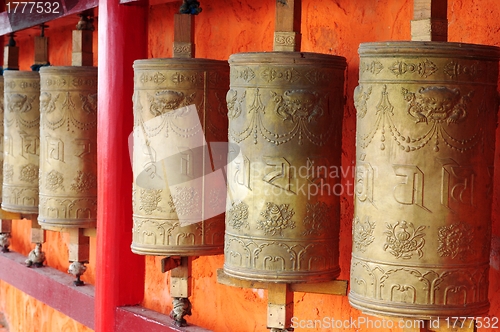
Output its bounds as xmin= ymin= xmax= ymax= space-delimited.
xmin=227 ymin=201 xmax=249 ymax=230
xmin=258 ymin=202 xmax=295 ymax=236
xmin=438 ymin=221 xmax=473 ymax=260
xmin=3 ymin=164 xmax=13 ymax=182
xmin=168 ymin=187 xmax=200 ymax=216
xmin=384 ymin=221 xmax=426 ymax=259
xmin=302 ymin=202 xmax=332 ymax=236
xmin=139 ymin=189 xmax=163 ymax=215
xmin=45 ymin=170 xmax=64 ymax=191
xmin=353 ymin=217 xmax=375 ymax=252
xmin=19 ymin=164 xmax=38 ymax=183
xmin=70 ymin=171 xmax=97 ymax=193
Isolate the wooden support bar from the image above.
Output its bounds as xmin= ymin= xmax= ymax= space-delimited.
xmin=27 ymin=214 xmax=45 ymax=244
xmin=274 ymin=0 xmax=299 ymax=52
xmin=72 ymin=30 xmax=93 ymax=66
xmin=0 ymin=219 xmax=13 ymax=233
xmin=34 ymin=36 xmax=48 ymax=65
xmin=217 ymin=269 xmax=348 ymax=295
xmin=267 ymin=283 xmax=293 ymax=330
xmin=68 ymin=228 xmax=90 ymax=262
xmin=290 ymin=279 xmax=348 ymax=295
xmin=3 ymin=36 xmax=19 ymax=70
xmin=411 ymin=0 xmax=448 ymax=41
xmin=0 ymin=209 xmax=20 ymax=220
xmin=173 ymin=14 xmax=193 ymax=58
xmin=170 ymin=256 xmax=191 ymax=298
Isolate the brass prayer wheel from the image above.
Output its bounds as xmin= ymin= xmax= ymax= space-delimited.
xmin=0 ymin=76 xmax=4 ymax=202
xmin=37 ymin=66 xmax=98 ymax=229
xmin=2 ymin=71 xmax=40 ymax=214
xmin=350 ymin=42 xmax=500 ymax=318
xmin=131 ymin=58 xmax=229 ymax=256
xmin=223 ymin=52 xmax=346 ymax=283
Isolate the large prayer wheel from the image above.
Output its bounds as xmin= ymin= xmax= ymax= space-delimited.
xmin=131 ymin=58 xmax=228 ymax=256
xmin=2 ymin=71 xmax=40 ymax=213
xmin=37 ymin=66 xmax=98 ymax=229
xmin=350 ymin=42 xmax=500 ymax=318
xmin=223 ymin=52 xmax=346 ymax=283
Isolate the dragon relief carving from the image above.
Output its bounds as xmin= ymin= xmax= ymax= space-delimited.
xmin=402 ymin=86 xmax=472 ymax=124
xmin=8 ymin=93 xmax=36 ymax=113
xmin=80 ymin=93 xmax=98 ymax=115
xmin=226 ymin=89 xmax=246 ymax=119
xmin=273 ymin=90 xmax=322 ymax=123
xmin=353 ymin=86 xmax=372 ymax=119
xmin=147 ymin=90 xmax=195 ymax=116
xmin=40 ymin=92 xmax=59 ymax=114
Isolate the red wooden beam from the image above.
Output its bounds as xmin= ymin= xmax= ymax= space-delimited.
xmin=95 ymin=0 xmax=147 ymax=330
xmin=0 ymin=251 xmax=95 ymax=329
xmin=0 ymin=0 xmax=98 ymax=35
xmin=116 ymin=306 xmax=212 ymax=332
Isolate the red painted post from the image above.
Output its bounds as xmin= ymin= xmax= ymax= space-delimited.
xmin=96 ymin=0 xmax=147 ymax=331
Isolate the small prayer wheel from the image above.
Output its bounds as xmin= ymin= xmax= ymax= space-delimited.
xmin=37 ymin=66 xmax=98 ymax=228
xmin=131 ymin=58 xmax=229 ymax=256
xmin=2 ymin=71 xmax=40 ymax=214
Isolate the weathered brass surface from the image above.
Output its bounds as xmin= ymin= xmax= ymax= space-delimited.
xmin=224 ymin=52 xmax=346 ymax=283
xmin=0 ymin=76 xmax=4 ymax=203
xmin=37 ymin=66 xmax=97 ymax=229
xmin=350 ymin=41 xmax=500 ymax=318
xmin=2 ymin=71 xmax=40 ymax=213
xmin=131 ymin=58 xmax=229 ymax=256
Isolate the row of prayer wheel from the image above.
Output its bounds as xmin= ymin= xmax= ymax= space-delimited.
xmin=131 ymin=42 xmax=499 ymax=319
xmin=1 ymin=33 xmax=497 ymax=321
xmin=1 ymin=67 xmax=97 ymax=228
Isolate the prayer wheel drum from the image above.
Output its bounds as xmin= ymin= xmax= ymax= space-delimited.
xmin=223 ymin=52 xmax=346 ymax=283
xmin=131 ymin=58 xmax=229 ymax=256
xmin=0 ymin=76 xmax=4 ymax=202
xmin=350 ymin=42 xmax=500 ymax=318
xmin=37 ymin=67 xmax=98 ymax=229
xmin=2 ymin=71 xmax=40 ymax=214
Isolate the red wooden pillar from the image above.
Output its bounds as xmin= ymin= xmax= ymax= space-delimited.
xmin=96 ymin=0 xmax=147 ymax=331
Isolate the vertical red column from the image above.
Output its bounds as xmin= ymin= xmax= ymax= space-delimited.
xmin=96 ymin=0 xmax=147 ymax=331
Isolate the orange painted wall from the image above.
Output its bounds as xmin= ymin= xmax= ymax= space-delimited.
xmin=0 ymin=0 xmax=499 ymax=331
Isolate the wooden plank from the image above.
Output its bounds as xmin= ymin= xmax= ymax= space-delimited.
xmin=173 ymin=14 xmax=193 ymax=58
xmin=0 ymin=209 xmax=21 ymax=220
xmin=413 ymin=0 xmax=447 ymax=20
xmin=0 ymin=250 xmax=95 ymax=329
xmin=411 ymin=0 xmax=448 ymax=41
xmin=290 ymin=279 xmax=348 ymax=296
xmin=116 ymin=306 xmax=212 ymax=332
xmin=217 ymin=269 xmax=348 ymax=295
xmin=267 ymin=283 xmax=293 ymax=330
xmin=273 ymin=0 xmax=299 ymax=51
xmin=170 ymin=256 xmax=191 ymax=298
